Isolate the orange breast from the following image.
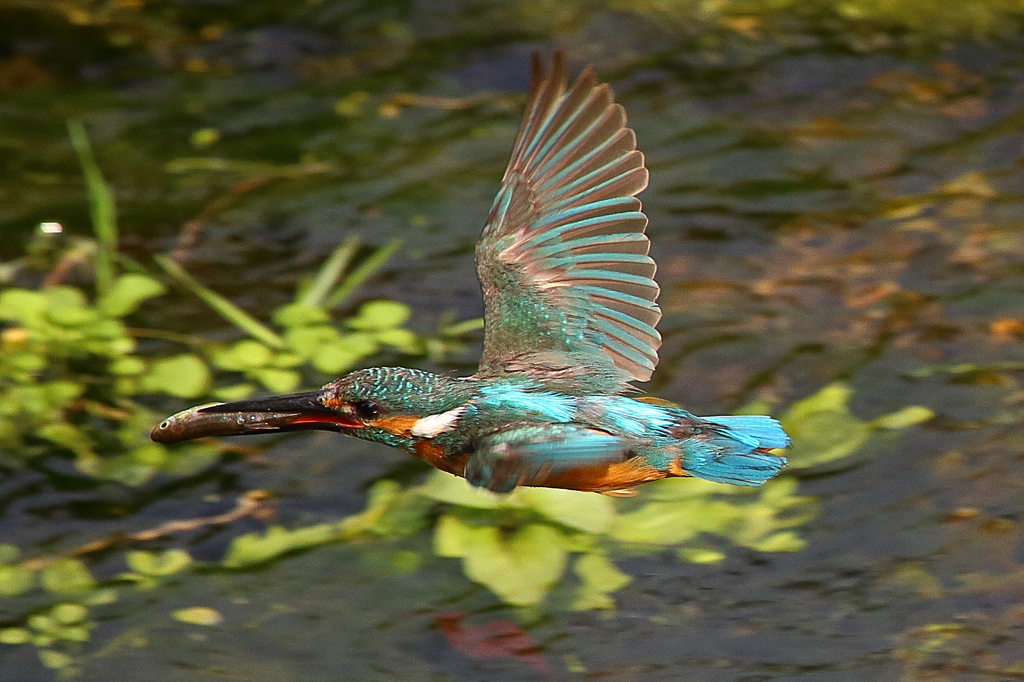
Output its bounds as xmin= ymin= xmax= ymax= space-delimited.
xmin=413 ymin=440 xmax=468 ymax=476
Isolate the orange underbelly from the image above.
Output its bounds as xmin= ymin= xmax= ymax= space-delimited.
xmin=412 ymin=442 xmax=680 ymax=494
xmin=536 ymin=458 xmax=668 ymax=493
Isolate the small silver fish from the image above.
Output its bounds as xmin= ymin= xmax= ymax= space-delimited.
xmin=150 ymin=404 xmax=309 ymax=444
xmin=150 ymin=392 xmax=352 ymax=444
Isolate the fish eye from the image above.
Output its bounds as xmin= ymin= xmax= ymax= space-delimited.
xmin=159 ymin=421 xmax=170 ymax=429
xmin=352 ymin=401 xmax=381 ymax=420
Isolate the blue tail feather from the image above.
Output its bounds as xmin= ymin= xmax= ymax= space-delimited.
xmin=682 ymin=415 xmax=790 ymax=486
xmin=686 ymin=448 xmax=787 ymax=486
xmin=703 ymin=415 xmax=791 ymax=449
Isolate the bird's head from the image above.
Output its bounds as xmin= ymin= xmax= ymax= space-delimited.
xmin=151 ymin=367 xmax=474 ymax=446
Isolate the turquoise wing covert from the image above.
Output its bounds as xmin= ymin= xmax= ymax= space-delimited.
xmin=474 ymin=52 xmax=661 ymax=391
xmin=465 ymin=424 xmax=631 ymax=493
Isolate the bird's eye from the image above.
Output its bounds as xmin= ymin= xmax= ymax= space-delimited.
xmin=352 ymin=401 xmax=381 ymax=421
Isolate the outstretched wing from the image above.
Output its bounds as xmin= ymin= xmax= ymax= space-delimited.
xmin=475 ymin=52 xmax=661 ymax=390
xmin=465 ymin=424 xmax=631 ymax=493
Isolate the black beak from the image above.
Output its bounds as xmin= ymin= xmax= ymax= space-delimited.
xmin=150 ymin=390 xmax=361 ymax=445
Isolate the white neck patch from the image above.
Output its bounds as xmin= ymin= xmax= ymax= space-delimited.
xmin=410 ymin=406 xmax=466 ymax=438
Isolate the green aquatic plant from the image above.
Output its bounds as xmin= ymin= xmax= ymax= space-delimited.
xmin=0 ymin=121 xmax=464 ymax=486
xmin=0 ymin=546 xmax=117 ymax=674
xmin=776 ymin=382 xmax=935 ymax=470
xmin=154 ymin=247 xmax=428 ymax=401
xmin=0 ymin=118 xmax=479 ymax=672
xmin=0 ymin=271 xmax=225 ymax=485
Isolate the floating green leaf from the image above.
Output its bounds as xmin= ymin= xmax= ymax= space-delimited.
xmin=223 ymin=524 xmax=336 ymax=568
xmin=347 ymin=300 xmax=411 ymax=330
xmin=516 ymin=487 xmax=616 ymax=534
xmin=98 ymin=274 xmax=167 ymax=317
xmin=130 ymin=443 xmax=167 ymax=466
xmin=51 ymin=604 xmax=88 ymax=625
xmin=419 ymin=471 xmax=503 ymax=509
xmin=336 ymin=333 xmax=379 ymax=357
xmin=82 ymin=588 xmax=118 ymax=606
xmin=0 ymin=628 xmax=31 ymax=645
xmin=0 ymin=544 xmax=19 ymax=564
xmin=0 ymin=565 xmax=33 ymax=596
xmin=212 ymin=340 xmax=274 ymax=371
xmin=374 ymin=327 xmax=420 ymax=353
xmin=81 ymin=454 xmax=155 ymax=487
xmin=283 ymin=325 xmax=335 ymax=358
xmin=749 ymin=531 xmax=806 ymax=552
xmin=252 ymin=367 xmax=300 ymax=393
xmin=44 ymin=287 xmax=95 ymax=327
xmin=678 ymin=548 xmax=726 ymax=564
xmin=59 ymin=625 xmax=91 ymax=642
xmin=109 ymin=356 xmax=146 ymax=376
xmin=272 ymin=302 xmax=331 ymax=328
xmin=781 ymin=382 xmax=934 ymax=468
xmin=27 ymin=614 xmax=57 ymax=633
xmin=213 ymin=383 xmax=255 ymax=402
xmin=38 ymin=649 xmax=73 ymax=669
xmin=41 ymin=559 xmax=96 ymax=593
xmin=8 ymin=352 xmax=46 ymax=373
xmin=141 ymin=354 xmax=210 ymax=398
xmin=572 ymin=553 xmax=631 ymax=610
xmin=611 ymin=498 xmax=736 ymax=545
xmin=161 ymin=443 xmax=220 ymax=477
xmin=311 ymin=343 xmax=361 ymax=374
xmin=780 ymin=383 xmax=871 ymax=468
xmin=38 ymin=423 xmax=87 ymax=451
xmin=873 ymin=405 xmax=935 ymax=429
xmin=44 ymin=381 xmax=84 ymax=407
xmin=0 ymin=289 xmax=47 ymax=323
xmin=172 ymin=607 xmax=223 ymax=626
xmin=435 ymin=516 xmax=568 ymax=606
xmin=126 ymin=549 xmax=192 ymax=577
xmin=270 ymin=353 xmax=304 ymax=368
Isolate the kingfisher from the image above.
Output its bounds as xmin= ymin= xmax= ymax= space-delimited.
xmin=152 ymin=53 xmax=789 ymax=496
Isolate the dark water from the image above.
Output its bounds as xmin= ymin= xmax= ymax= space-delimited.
xmin=3 ymin=1 xmax=1024 ymax=680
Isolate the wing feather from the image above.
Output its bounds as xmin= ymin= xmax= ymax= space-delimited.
xmin=475 ymin=52 xmax=661 ymax=390
xmin=465 ymin=424 xmax=630 ymax=493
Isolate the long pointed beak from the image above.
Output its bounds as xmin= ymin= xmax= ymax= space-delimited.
xmin=150 ymin=390 xmax=361 ymax=445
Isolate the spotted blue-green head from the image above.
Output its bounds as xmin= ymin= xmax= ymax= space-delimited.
xmin=151 ymin=367 xmax=473 ymax=445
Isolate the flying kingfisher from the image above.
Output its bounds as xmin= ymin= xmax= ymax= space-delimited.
xmin=152 ymin=53 xmax=789 ymax=496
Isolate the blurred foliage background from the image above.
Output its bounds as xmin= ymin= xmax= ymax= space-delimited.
xmin=1 ymin=0 xmax=1024 ymax=679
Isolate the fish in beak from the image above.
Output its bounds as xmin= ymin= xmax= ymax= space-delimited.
xmin=150 ymin=390 xmax=362 ymax=444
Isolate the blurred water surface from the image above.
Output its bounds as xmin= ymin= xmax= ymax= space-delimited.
xmin=2 ymin=1 xmax=1024 ymax=680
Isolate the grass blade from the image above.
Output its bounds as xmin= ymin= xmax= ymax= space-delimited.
xmin=441 ymin=317 xmax=484 ymax=336
xmin=324 ymin=238 xmax=402 ymax=309
xmin=67 ymin=118 xmax=117 ymax=295
xmin=299 ymin=236 xmax=360 ymax=309
xmin=153 ymin=254 xmax=286 ymax=349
